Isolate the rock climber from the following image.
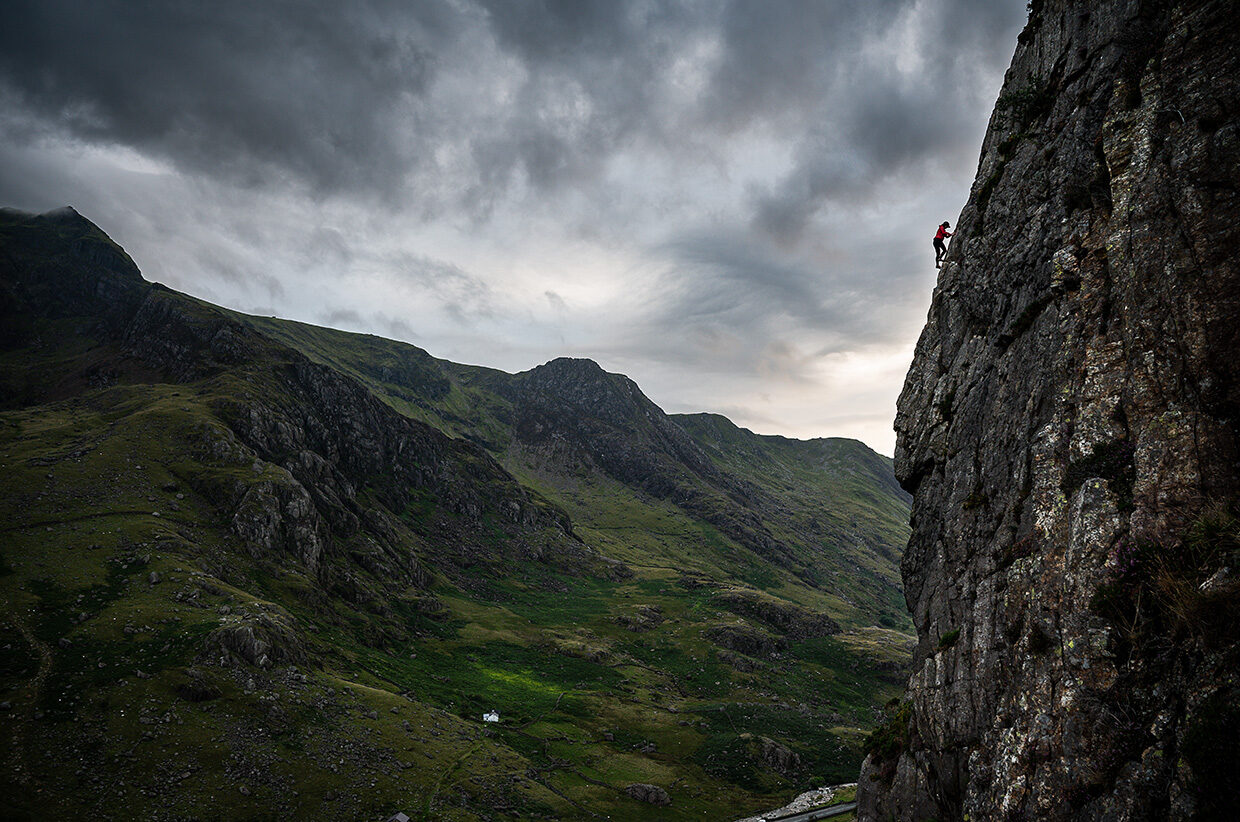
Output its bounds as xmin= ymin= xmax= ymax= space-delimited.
xmin=933 ymin=221 xmax=953 ymax=268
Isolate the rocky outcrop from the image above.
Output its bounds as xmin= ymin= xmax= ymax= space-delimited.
xmin=714 ymin=590 xmax=840 ymax=639
xmin=124 ymin=288 xmax=260 ymax=380
xmin=614 ymin=603 xmax=665 ymax=632
xmin=230 ymin=477 xmax=327 ymax=571
xmin=758 ymin=736 xmax=801 ymax=776
xmin=859 ymin=1 xmax=1240 ymax=820
xmin=703 ymin=624 xmax=788 ymax=659
xmin=624 ymin=783 xmax=671 ymax=806
xmin=201 ymin=611 xmax=307 ymax=669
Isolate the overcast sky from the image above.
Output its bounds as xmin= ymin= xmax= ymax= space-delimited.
xmin=0 ymin=0 xmax=1026 ymax=455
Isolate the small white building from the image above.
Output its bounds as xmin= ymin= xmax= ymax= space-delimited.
xmin=483 ymin=710 xmax=500 ymax=723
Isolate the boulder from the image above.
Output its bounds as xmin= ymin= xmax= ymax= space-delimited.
xmin=200 ymin=612 xmax=306 ymax=668
xmin=703 ymin=623 xmax=787 ymax=658
xmin=624 ymin=783 xmax=671 ymax=806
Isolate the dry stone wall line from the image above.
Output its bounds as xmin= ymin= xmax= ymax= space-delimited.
xmin=5 ymin=609 xmax=53 ymax=786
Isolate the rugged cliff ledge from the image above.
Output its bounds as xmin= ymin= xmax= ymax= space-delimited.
xmin=859 ymin=1 xmax=1239 ymax=819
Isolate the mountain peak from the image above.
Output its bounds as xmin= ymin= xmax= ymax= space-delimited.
xmin=517 ymin=355 xmax=651 ymax=422
xmin=530 ymin=356 xmax=606 ymax=378
xmin=0 ymin=203 xmax=145 ymax=326
xmin=40 ymin=205 xmax=87 ymax=223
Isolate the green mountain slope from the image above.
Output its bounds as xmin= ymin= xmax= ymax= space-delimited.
xmin=236 ymin=317 xmax=910 ymax=628
xmin=0 ymin=207 xmax=912 ymax=821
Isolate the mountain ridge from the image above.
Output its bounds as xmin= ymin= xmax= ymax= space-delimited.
xmin=233 ymin=297 xmax=910 ymax=622
xmin=0 ymin=205 xmax=912 ymax=820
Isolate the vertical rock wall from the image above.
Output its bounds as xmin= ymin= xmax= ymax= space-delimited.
xmin=859 ymin=0 xmax=1239 ymax=819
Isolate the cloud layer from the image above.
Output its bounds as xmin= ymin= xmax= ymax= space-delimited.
xmin=0 ymin=0 xmax=1028 ymax=453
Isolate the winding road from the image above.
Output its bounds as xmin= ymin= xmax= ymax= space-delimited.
xmin=759 ymin=801 xmax=858 ymax=822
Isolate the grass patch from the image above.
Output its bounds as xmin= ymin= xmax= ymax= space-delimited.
xmin=863 ymin=700 xmax=912 ymax=781
xmin=936 ymin=629 xmax=960 ymax=651
xmin=352 ymin=639 xmax=623 ymax=723
xmin=1092 ymin=503 xmax=1240 ymax=649
xmin=790 ymin=634 xmax=906 ymax=712
xmin=619 ymin=637 xmax=731 ymax=698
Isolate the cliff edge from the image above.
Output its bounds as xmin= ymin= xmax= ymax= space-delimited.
xmin=859 ymin=1 xmax=1239 ymax=819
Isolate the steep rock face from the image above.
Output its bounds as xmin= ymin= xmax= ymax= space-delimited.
xmin=860 ymin=1 xmax=1239 ymax=820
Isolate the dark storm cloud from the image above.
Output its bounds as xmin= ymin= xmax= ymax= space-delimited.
xmin=700 ymin=0 xmax=906 ymax=129
xmin=750 ymin=78 xmax=962 ymax=242
xmin=0 ymin=0 xmax=450 ymax=195
xmin=454 ymin=0 xmax=708 ymax=208
xmin=745 ymin=0 xmax=1027 ymax=242
xmin=0 ymin=0 xmax=695 ymax=207
xmin=0 ymin=0 xmax=1024 ymax=218
xmin=477 ymin=0 xmax=642 ymax=62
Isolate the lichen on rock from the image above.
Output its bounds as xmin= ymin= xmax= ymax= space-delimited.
xmin=859 ymin=1 xmax=1240 ymax=819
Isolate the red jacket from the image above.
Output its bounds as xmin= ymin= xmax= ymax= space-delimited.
xmin=935 ymin=225 xmax=952 ymax=240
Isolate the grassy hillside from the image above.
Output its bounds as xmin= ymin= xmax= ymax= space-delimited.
xmin=672 ymin=414 xmax=911 ymax=628
xmin=0 ymin=208 xmax=912 ymax=820
xmin=236 ymin=316 xmax=910 ymax=629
